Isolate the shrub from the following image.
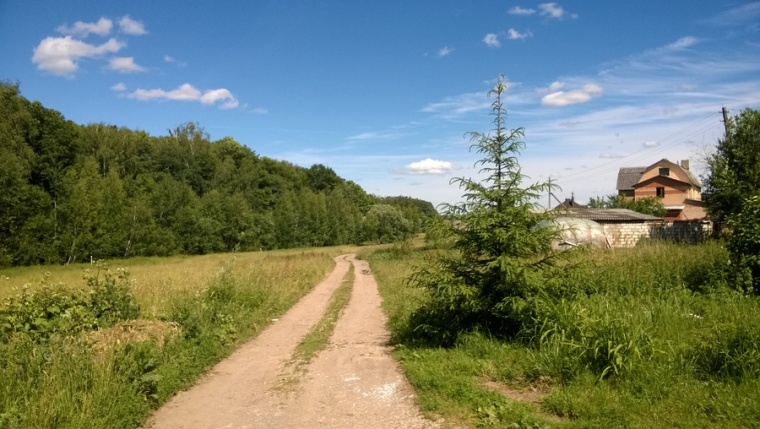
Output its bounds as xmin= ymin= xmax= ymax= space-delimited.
xmin=726 ymin=194 xmax=760 ymax=294
xmin=86 ymin=266 xmax=141 ymax=325
xmin=0 ymin=265 xmax=140 ymax=343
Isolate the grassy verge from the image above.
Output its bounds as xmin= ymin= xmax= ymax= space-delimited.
xmin=0 ymin=248 xmax=353 ymax=428
xmin=293 ymin=262 xmax=354 ymax=363
xmin=367 ymin=241 xmax=760 ymax=428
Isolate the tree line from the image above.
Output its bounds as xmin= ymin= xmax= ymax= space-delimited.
xmin=0 ymin=82 xmax=437 ymax=267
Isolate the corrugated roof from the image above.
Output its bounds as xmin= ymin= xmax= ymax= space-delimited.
xmin=556 ymin=208 xmax=663 ymax=222
xmin=616 ymin=167 xmax=646 ymax=191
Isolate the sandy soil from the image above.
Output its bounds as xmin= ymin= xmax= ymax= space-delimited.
xmin=145 ymin=254 xmax=438 ymax=429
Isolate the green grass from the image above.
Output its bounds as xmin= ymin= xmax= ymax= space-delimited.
xmin=366 ymin=241 xmax=760 ymax=428
xmin=0 ymin=248 xmax=346 ymax=428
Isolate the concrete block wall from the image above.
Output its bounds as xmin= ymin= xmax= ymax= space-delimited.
xmin=602 ymin=223 xmax=653 ymax=248
xmin=601 ymin=221 xmax=713 ymax=248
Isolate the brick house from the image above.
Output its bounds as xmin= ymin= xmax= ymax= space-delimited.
xmin=616 ymin=159 xmax=706 ymax=221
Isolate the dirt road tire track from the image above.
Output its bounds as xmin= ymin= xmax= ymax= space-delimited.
xmin=146 ymin=254 xmax=437 ymax=429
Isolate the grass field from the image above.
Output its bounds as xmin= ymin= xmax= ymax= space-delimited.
xmin=0 ymin=246 xmax=360 ymax=428
xmin=365 ymin=240 xmax=760 ymax=428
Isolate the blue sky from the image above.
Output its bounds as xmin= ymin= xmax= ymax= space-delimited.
xmin=1 ymin=1 xmax=759 ymax=208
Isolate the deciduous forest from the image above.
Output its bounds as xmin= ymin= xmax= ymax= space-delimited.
xmin=0 ymin=82 xmax=436 ymax=267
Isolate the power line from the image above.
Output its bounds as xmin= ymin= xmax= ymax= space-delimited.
xmin=556 ymin=111 xmax=722 ymax=185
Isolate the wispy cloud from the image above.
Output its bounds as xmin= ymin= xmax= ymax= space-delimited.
xmin=438 ymin=46 xmax=453 ymax=57
xmin=509 ymin=6 xmax=536 ymax=16
xmin=127 ymin=83 xmax=239 ymax=109
xmin=642 ymin=141 xmax=659 ymax=148
xmin=111 ymin=82 xmax=126 ymax=92
xmin=541 ymin=82 xmax=603 ymax=107
xmin=346 ymin=130 xmax=407 ymax=142
xmin=422 ymin=91 xmax=492 ymax=119
xmin=664 ymin=36 xmax=698 ymax=51
xmin=701 ymin=1 xmax=760 ymax=26
xmin=108 ymin=56 xmax=146 ymax=73
xmin=56 ymin=17 xmax=113 ymax=37
xmin=32 ymin=36 xmax=124 ymax=75
xmin=118 ymin=16 xmax=147 ymax=35
xmin=483 ymin=33 xmax=500 ymax=48
xmin=405 ymin=158 xmax=454 ymax=175
xmin=507 ymin=28 xmax=532 ymax=40
xmin=538 ymin=2 xmax=577 ymax=19
xmin=164 ymin=55 xmax=187 ymax=67
xmin=253 ymin=107 xmax=269 ymax=114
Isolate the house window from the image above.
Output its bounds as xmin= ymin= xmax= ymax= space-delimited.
xmin=656 ymin=187 xmax=665 ymax=198
xmin=659 ymin=167 xmax=669 ymax=176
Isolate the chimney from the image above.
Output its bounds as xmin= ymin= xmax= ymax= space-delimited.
xmin=680 ymin=159 xmax=690 ymax=170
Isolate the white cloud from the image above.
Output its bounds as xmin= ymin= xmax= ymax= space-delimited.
xmin=111 ymin=82 xmax=126 ymax=91
xmin=118 ymin=16 xmax=147 ymax=35
xmin=438 ymin=46 xmax=453 ymax=57
xmin=406 ymin=158 xmax=454 ymax=175
xmin=538 ymin=2 xmax=577 ymax=19
xmin=507 ymin=28 xmax=532 ymax=40
xmin=129 ymin=83 xmax=200 ymax=101
xmin=483 ymin=33 xmax=500 ymax=48
xmin=127 ymin=83 xmax=239 ymax=109
xmin=108 ymin=56 xmax=146 ymax=73
xmin=541 ymin=82 xmax=603 ymax=107
xmin=32 ymin=36 xmax=125 ymax=75
xmin=56 ymin=17 xmax=113 ymax=37
xmin=643 ymin=141 xmax=659 ymax=148
xmin=509 ymin=6 xmax=536 ymax=16
xmin=200 ymin=88 xmax=239 ymax=109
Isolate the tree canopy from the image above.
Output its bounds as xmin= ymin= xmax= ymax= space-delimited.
xmin=0 ymin=82 xmax=437 ymax=266
xmin=704 ymin=108 xmax=760 ymax=226
xmin=705 ymin=107 xmax=760 ymax=293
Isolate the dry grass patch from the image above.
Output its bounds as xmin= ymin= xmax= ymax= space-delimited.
xmin=86 ymin=319 xmax=180 ymax=357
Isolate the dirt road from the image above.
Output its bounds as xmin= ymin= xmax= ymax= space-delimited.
xmin=146 ymin=254 xmax=438 ymax=429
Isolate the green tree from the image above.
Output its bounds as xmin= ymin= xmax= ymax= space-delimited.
xmin=588 ymin=194 xmax=666 ymax=217
xmin=408 ymin=77 xmax=558 ymax=345
xmin=727 ymin=194 xmax=760 ymax=293
xmin=705 ymin=108 xmax=760 ymax=226
xmin=360 ymin=204 xmax=412 ymax=243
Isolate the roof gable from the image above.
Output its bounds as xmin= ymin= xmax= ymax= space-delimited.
xmin=640 ymin=159 xmax=701 ymax=188
xmin=633 ymin=174 xmax=697 ymax=189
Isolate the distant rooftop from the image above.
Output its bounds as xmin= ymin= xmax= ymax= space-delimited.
xmin=616 ymin=167 xmax=646 ymax=191
xmin=556 ymin=208 xmax=663 ymax=222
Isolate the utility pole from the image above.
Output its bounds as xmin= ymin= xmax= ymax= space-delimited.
xmin=547 ymin=177 xmax=554 ymax=209
xmin=722 ymin=106 xmax=730 ymax=136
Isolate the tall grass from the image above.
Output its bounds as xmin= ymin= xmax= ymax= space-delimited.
xmin=367 ymin=240 xmax=760 ymax=428
xmin=0 ymin=247 xmax=347 ymax=428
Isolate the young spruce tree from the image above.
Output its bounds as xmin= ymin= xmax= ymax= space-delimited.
xmin=409 ymin=77 xmax=559 ymax=345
